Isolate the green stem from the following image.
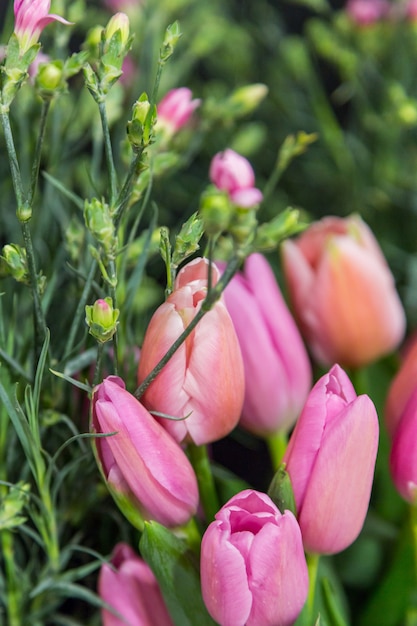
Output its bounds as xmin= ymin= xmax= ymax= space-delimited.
xmin=21 ymin=221 xmax=48 ymax=351
xmin=410 ymin=502 xmax=417 ymax=589
xmin=28 ymin=99 xmax=51 ymax=206
xmin=0 ymin=111 xmax=24 ymax=207
xmin=306 ymin=552 xmax=321 ymax=625
xmin=108 ymin=259 xmax=119 ymax=376
xmin=187 ymin=443 xmax=219 ymax=522
xmin=134 ymin=251 xmax=244 ymax=399
xmin=266 ymin=430 xmax=288 ymax=470
xmin=1 ymin=528 xmax=22 ymax=626
xmin=93 ymin=342 xmax=105 ymax=387
xmin=63 ymin=259 xmax=98 ymax=360
xmin=113 ymin=148 xmax=145 ymax=228
xmin=98 ymin=99 xmax=118 ymax=205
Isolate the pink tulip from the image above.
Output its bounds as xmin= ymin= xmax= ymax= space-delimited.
xmin=99 ymin=542 xmax=174 ymax=626
xmin=137 ymin=257 xmax=245 ymax=445
xmin=200 ymin=489 xmax=308 ymax=626
xmin=91 ymin=376 xmax=199 ymax=527
xmin=14 ymin=0 xmax=71 ymax=54
xmin=210 ymin=149 xmax=263 ymax=208
xmin=157 ymin=88 xmax=201 ymax=136
xmin=283 ymin=364 xmax=379 ymax=554
xmin=385 ymin=336 xmax=417 ymax=438
xmin=220 ymin=253 xmax=312 ymax=436
xmin=282 ymin=215 xmax=406 ymax=368
xmin=345 ymin=0 xmax=389 ymax=25
xmin=390 ymin=387 xmax=417 ymax=503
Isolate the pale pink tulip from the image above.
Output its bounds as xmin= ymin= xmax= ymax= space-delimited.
xmin=92 ymin=376 xmax=199 ymax=527
xmin=221 ymin=253 xmax=311 ymax=436
xmin=283 ymin=364 xmax=379 ymax=554
xmin=137 ymin=257 xmax=245 ymax=445
xmin=200 ymin=489 xmax=308 ymax=626
xmin=282 ymin=215 xmax=406 ymax=368
xmin=99 ymin=543 xmax=174 ymax=626
xmin=210 ymin=149 xmax=263 ymax=208
xmin=14 ymin=0 xmax=71 ymax=54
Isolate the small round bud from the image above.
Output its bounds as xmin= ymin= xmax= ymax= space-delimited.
xmin=85 ymin=297 xmax=119 ymax=343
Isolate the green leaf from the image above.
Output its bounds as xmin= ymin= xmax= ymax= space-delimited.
xmin=140 ymin=521 xmax=217 ymax=626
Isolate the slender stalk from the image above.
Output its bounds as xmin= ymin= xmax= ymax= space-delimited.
xmin=266 ymin=430 xmax=288 ymax=470
xmin=187 ymin=443 xmax=219 ymax=522
xmin=1 ymin=529 xmax=22 ymax=626
xmin=28 ymin=99 xmax=51 ymax=206
xmin=134 ymin=252 xmax=244 ymax=399
xmin=98 ymin=100 xmax=118 ymax=205
xmin=306 ymin=552 xmax=320 ymax=625
xmin=113 ymin=148 xmax=145 ymax=227
xmin=93 ymin=342 xmax=105 ymax=387
xmin=63 ymin=259 xmax=98 ymax=360
xmin=410 ymin=502 xmax=417 ymax=590
xmin=0 ymin=111 xmax=24 ymax=207
xmin=21 ymin=221 xmax=48 ymax=349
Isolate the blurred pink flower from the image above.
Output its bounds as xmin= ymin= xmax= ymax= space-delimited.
xmin=210 ymin=149 xmax=263 ymax=208
xmin=156 ymin=87 xmax=201 ymax=137
xmin=345 ymin=0 xmax=389 ymax=25
xmin=390 ymin=386 xmax=417 ymax=503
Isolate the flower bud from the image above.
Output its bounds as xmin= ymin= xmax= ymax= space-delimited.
xmin=137 ymin=257 xmax=245 ymax=445
xmin=283 ymin=364 xmax=379 ymax=554
xmin=99 ymin=543 xmax=174 ymax=626
xmin=0 ymin=243 xmax=29 ymax=283
xmin=156 ymin=87 xmax=201 ymax=139
xmin=199 ymin=187 xmax=233 ymax=236
xmin=201 ymin=489 xmax=308 ymax=626
xmin=227 ymin=83 xmax=268 ymax=116
xmin=91 ymin=376 xmax=199 ymax=527
xmin=103 ymin=12 xmax=130 ymax=50
xmin=281 ymin=215 xmax=406 ymax=368
xmin=210 ymin=149 xmax=263 ymax=209
xmin=85 ymin=297 xmax=119 ymax=343
xmin=83 ymin=198 xmax=115 ymax=254
xmin=127 ymin=93 xmax=155 ymax=148
xmin=160 ymin=21 xmax=181 ymax=63
xmin=35 ymin=60 xmax=64 ymax=96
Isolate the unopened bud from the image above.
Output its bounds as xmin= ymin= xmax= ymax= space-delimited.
xmin=84 ymin=198 xmax=115 ymax=254
xmin=160 ymin=21 xmax=181 ymax=63
xmin=199 ymin=187 xmax=233 ymax=236
xmin=228 ymin=83 xmax=268 ymax=117
xmin=267 ymin=464 xmax=297 ymax=516
xmin=127 ymin=93 xmax=155 ymax=148
xmin=0 ymin=244 xmax=29 ymax=283
xmin=35 ymin=60 xmax=65 ymax=96
xmin=104 ymin=12 xmax=131 ymax=49
xmin=85 ymin=297 xmax=119 ymax=342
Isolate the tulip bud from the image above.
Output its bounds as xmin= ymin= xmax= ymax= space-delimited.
xmin=220 ymin=253 xmax=312 ymax=436
xmin=281 ymin=215 xmax=406 ymax=368
xmin=210 ymin=149 xmax=263 ymax=209
xmin=91 ymin=376 xmax=199 ymax=527
xmin=283 ymin=364 xmax=379 ymax=554
xmin=200 ymin=489 xmax=308 ymax=626
xmin=137 ymin=257 xmax=245 ymax=445
xmin=99 ymin=543 xmax=174 ymax=626
xmin=85 ymin=297 xmax=119 ymax=343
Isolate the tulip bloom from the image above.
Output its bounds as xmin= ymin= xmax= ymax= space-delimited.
xmin=137 ymin=257 xmax=245 ymax=445
xmin=200 ymin=489 xmax=308 ymax=626
xmin=14 ymin=0 xmax=71 ymax=54
xmin=282 ymin=215 xmax=405 ymax=368
xmin=345 ymin=0 xmax=389 ymax=25
xmin=221 ymin=253 xmax=311 ymax=436
xmin=283 ymin=364 xmax=379 ymax=554
xmin=92 ymin=376 xmax=199 ymax=527
xmin=157 ymin=88 xmax=201 ymax=137
xmin=389 ymin=387 xmax=417 ymax=503
xmin=99 ymin=543 xmax=174 ymax=626
xmin=210 ymin=149 xmax=263 ymax=208
xmin=385 ymin=336 xmax=417 ymax=437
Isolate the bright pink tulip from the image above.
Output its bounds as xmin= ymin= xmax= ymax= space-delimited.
xmin=91 ymin=376 xmax=199 ymax=527
xmin=137 ymin=257 xmax=245 ymax=445
xmin=282 ymin=215 xmax=406 ymax=368
xmin=99 ymin=542 xmax=174 ymax=626
xmin=221 ymin=253 xmax=312 ymax=436
xmin=200 ymin=489 xmax=308 ymax=626
xmin=283 ymin=364 xmax=379 ymax=554
xmin=385 ymin=336 xmax=417 ymax=438
xmin=14 ymin=0 xmax=71 ymax=54
xmin=210 ymin=149 xmax=263 ymax=208
xmin=157 ymin=88 xmax=201 ymax=136
xmin=390 ymin=387 xmax=417 ymax=503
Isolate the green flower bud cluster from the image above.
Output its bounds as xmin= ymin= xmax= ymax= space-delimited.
xmin=127 ymin=93 xmax=157 ymax=150
xmin=85 ymin=297 xmax=119 ymax=343
xmin=160 ymin=22 xmax=182 ymax=65
xmin=84 ymin=198 xmax=116 ymax=256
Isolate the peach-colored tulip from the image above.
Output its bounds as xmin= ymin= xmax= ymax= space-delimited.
xmin=282 ymin=215 xmax=406 ymax=368
xmin=137 ymin=257 xmax=245 ymax=445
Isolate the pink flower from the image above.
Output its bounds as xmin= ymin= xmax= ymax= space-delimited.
xmin=92 ymin=376 xmax=199 ymax=527
xmin=345 ymin=0 xmax=389 ymax=25
xmin=221 ymin=253 xmax=312 ymax=436
xmin=156 ymin=88 xmax=201 ymax=136
xmin=137 ymin=257 xmax=245 ymax=445
xmin=281 ymin=215 xmax=406 ymax=368
xmin=385 ymin=335 xmax=417 ymax=437
xmin=200 ymin=489 xmax=308 ymax=626
xmin=210 ymin=149 xmax=263 ymax=208
xmin=99 ymin=543 xmax=174 ymax=626
xmin=283 ymin=364 xmax=379 ymax=554
xmin=14 ymin=0 xmax=72 ymax=54
xmin=390 ymin=387 xmax=417 ymax=503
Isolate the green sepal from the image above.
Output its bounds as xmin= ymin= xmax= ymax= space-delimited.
xmin=140 ymin=521 xmax=217 ymax=626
